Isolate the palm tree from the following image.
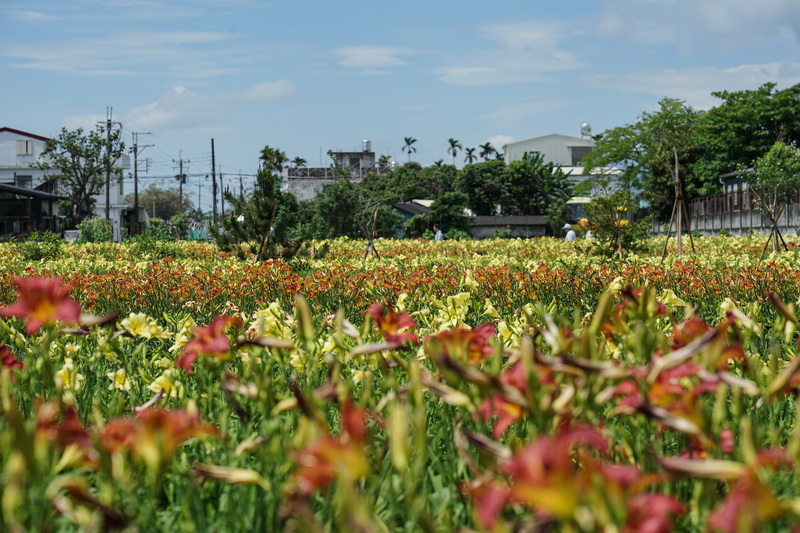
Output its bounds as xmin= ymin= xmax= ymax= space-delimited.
xmin=447 ymin=138 xmax=462 ymax=166
xmin=402 ymin=137 xmax=417 ymax=162
xmin=464 ymin=147 xmax=477 ymax=164
xmin=292 ymin=156 xmax=307 ymax=169
xmin=479 ymin=142 xmax=496 ymax=161
xmin=259 ymin=145 xmax=288 ymax=173
xmin=433 ymin=159 xmax=444 ymax=167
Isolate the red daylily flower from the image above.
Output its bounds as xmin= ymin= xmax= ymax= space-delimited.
xmin=707 ymin=450 xmax=792 ymax=533
xmin=427 ymin=322 xmax=496 ymax=364
xmin=364 ymin=303 xmax=419 ymax=345
xmin=0 ymin=343 xmax=23 ymax=370
xmin=477 ymin=362 xmax=541 ymax=438
xmin=176 ymin=315 xmax=241 ymax=374
xmin=623 ymin=493 xmax=684 ymax=533
xmin=0 ymin=277 xmax=81 ymax=334
xmin=291 ymin=399 xmax=369 ymax=496
xmin=462 ymin=479 xmax=510 ymax=531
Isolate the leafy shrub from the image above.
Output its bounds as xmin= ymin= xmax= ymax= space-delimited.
xmin=77 ymin=217 xmax=112 ymax=243
xmin=13 ymin=231 xmax=63 ymax=260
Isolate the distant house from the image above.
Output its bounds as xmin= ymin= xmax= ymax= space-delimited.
xmin=0 ymin=126 xmax=146 ymax=241
xmin=283 ymin=140 xmax=389 ymax=201
xmin=0 ymin=127 xmax=65 ymax=237
xmin=393 ymin=199 xmax=432 ymax=221
xmin=504 ymin=133 xmax=595 ymax=169
xmin=469 ymin=215 xmax=548 ymax=239
xmin=0 ymin=127 xmax=56 ymax=189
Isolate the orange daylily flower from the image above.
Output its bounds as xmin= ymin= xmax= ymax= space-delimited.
xmin=100 ymin=408 xmax=217 ymax=457
xmin=176 ymin=315 xmax=242 ymax=374
xmin=364 ymin=303 xmax=419 ymax=346
xmin=0 ymin=277 xmax=81 ymax=334
xmin=291 ymin=399 xmax=370 ymax=496
xmin=427 ymin=322 xmax=496 ymax=365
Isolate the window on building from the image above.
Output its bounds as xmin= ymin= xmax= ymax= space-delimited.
xmin=570 ymin=146 xmax=592 ymax=166
xmin=16 ymin=140 xmax=33 ymax=156
xmin=15 ymin=175 xmax=32 ymax=189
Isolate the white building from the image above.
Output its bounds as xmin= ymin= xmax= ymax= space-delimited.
xmin=0 ymin=126 xmax=146 ymax=241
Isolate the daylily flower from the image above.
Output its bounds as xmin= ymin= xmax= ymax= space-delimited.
xmin=100 ymin=408 xmax=218 ymax=468
xmin=176 ymin=315 xmax=241 ymax=374
xmin=290 ymin=399 xmax=369 ymax=496
xmin=477 ymin=361 xmax=537 ymax=438
xmin=0 ymin=343 xmax=23 ymax=370
xmin=662 ymin=450 xmax=791 ymax=533
xmin=623 ymin=493 xmax=684 ymax=533
xmin=107 ymin=368 xmax=132 ymax=391
xmin=364 ymin=303 xmax=419 ymax=346
xmin=426 ymin=322 xmax=496 ymax=365
xmin=0 ymin=277 xmax=81 ymax=334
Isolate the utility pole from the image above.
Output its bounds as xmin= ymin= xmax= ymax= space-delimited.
xmin=132 ymin=131 xmax=153 ymax=235
xmin=174 ymin=152 xmax=189 ymax=213
xmin=219 ymin=172 xmax=225 ymax=216
xmin=98 ymin=107 xmax=121 ymax=223
xmin=211 ymin=139 xmax=218 ymax=225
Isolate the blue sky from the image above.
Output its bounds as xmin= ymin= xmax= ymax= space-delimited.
xmin=2 ymin=0 xmax=799 ymax=210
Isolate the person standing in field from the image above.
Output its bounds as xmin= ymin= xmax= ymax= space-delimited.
xmin=563 ymin=223 xmax=577 ymax=242
xmin=433 ymin=224 xmax=444 ymax=242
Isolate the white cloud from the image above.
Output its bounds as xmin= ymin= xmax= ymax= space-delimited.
xmin=333 ymin=46 xmax=413 ymax=68
xmin=487 ymin=135 xmax=515 ymax=151
xmin=586 ymin=61 xmax=800 ymax=111
xmin=5 ymin=10 xmax=58 ymax=22
xmin=597 ymin=0 xmax=800 ymax=49
xmin=122 ymin=80 xmax=296 ymax=132
xmin=2 ymin=30 xmax=240 ymax=77
xmin=236 ymin=80 xmax=296 ymax=102
xmin=436 ymin=20 xmax=585 ymax=86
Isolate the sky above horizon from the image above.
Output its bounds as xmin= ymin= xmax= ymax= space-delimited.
xmin=2 ymin=0 xmax=800 ymax=211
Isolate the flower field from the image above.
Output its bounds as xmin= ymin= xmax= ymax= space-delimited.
xmin=2 ymin=236 xmax=800 ymax=531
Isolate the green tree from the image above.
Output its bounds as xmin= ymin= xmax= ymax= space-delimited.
xmin=447 ymin=138 xmax=462 ymax=166
xmin=126 ymin=184 xmax=192 ymax=221
xmin=739 ymin=141 xmax=800 ymax=252
xmin=586 ymin=187 xmax=651 ymax=258
xmin=499 ymin=153 xmax=573 ymax=226
xmin=643 ymin=97 xmax=701 ymax=255
xmin=693 ymin=83 xmax=800 ymax=195
xmin=377 ymin=155 xmax=393 ymax=172
xmin=311 ymin=179 xmax=401 ymax=239
xmin=464 ymin=147 xmax=477 ymax=164
xmin=292 ymin=157 xmax=307 ymax=169
xmin=580 ymin=99 xmax=701 ymax=230
xmin=454 ymin=160 xmax=505 ymax=215
xmin=479 ymin=142 xmax=497 ymax=161
xmin=402 ymin=137 xmax=417 ymax=162
xmin=214 ymin=145 xmax=301 ymax=261
xmin=37 ymin=126 xmax=126 ymax=228
xmin=430 ymin=191 xmax=471 ymax=235
xmin=362 ymin=163 xmax=454 ymax=204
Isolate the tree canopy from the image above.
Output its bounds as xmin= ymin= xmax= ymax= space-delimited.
xmin=125 ymin=184 xmax=193 ymax=221
xmin=693 ymin=83 xmax=800 ymax=195
xmin=37 ymin=125 xmax=126 ymax=228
